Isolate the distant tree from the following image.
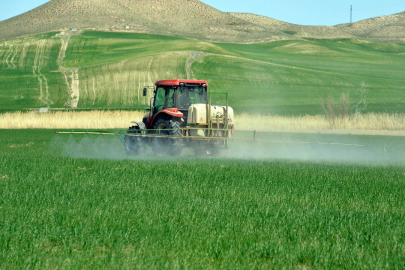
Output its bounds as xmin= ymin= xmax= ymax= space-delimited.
xmin=320 ymin=81 xmax=368 ymax=128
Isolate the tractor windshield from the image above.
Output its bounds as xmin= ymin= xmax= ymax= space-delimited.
xmin=177 ymin=86 xmax=207 ymax=110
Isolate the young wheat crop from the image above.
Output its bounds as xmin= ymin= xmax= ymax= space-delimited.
xmin=1 ymin=130 xmax=405 ymax=269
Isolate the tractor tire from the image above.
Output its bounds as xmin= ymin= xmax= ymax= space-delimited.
xmin=124 ymin=126 xmax=145 ymax=155
xmin=152 ymin=119 xmax=182 ymax=156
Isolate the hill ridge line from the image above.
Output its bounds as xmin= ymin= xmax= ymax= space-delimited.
xmin=0 ymin=0 xmax=404 ymax=43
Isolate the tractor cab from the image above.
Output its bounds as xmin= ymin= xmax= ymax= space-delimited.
xmin=143 ymin=79 xmax=208 ymax=128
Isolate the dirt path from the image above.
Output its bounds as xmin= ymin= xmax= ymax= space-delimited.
xmin=57 ymin=34 xmax=70 ymax=68
xmin=61 ymin=68 xmax=80 ymax=108
xmin=33 ymin=40 xmax=53 ymax=107
xmin=185 ymin=51 xmax=210 ymax=79
xmin=20 ymin=43 xmax=29 ymax=68
xmin=3 ymin=43 xmax=19 ymax=70
xmin=4 ymin=44 xmax=14 ymax=69
xmin=69 ymin=69 xmax=80 ymax=108
xmin=9 ymin=46 xmax=18 ymax=69
xmin=55 ymin=32 xmax=80 ymax=108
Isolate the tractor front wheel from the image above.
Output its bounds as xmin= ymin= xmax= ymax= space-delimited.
xmin=124 ymin=126 xmax=145 ymax=155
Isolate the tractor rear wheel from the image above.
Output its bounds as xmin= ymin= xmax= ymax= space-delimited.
xmin=152 ymin=119 xmax=182 ymax=156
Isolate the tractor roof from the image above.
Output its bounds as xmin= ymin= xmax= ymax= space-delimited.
xmin=155 ymin=79 xmax=208 ymax=87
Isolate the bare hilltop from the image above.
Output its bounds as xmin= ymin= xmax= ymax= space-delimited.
xmin=0 ymin=0 xmax=404 ymax=43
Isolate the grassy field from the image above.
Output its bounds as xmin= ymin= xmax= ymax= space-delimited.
xmin=1 ymin=129 xmax=405 ymax=268
xmin=1 ymin=31 xmax=405 ymax=114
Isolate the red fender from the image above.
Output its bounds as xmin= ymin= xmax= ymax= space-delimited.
xmin=149 ymin=108 xmax=184 ymax=129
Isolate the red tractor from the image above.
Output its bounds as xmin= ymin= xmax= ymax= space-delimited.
xmin=124 ymin=79 xmax=235 ymax=156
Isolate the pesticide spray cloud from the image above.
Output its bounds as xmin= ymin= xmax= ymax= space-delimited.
xmin=49 ymin=130 xmax=405 ymax=165
xmin=226 ymin=130 xmax=405 ymax=165
xmin=50 ymin=134 xmax=128 ymax=160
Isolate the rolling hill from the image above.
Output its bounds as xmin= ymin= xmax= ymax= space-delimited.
xmin=336 ymin=11 xmax=405 ymax=43
xmin=0 ymin=0 xmax=404 ymax=43
xmin=1 ymin=31 xmax=405 ymax=115
xmin=1 ymin=1 xmax=405 ymax=115
xmin=0 ymin=0 xmax=292 ymax=43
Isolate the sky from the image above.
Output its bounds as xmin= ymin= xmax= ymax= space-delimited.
xmin=0 ymin=0 xmax=405 ymax=26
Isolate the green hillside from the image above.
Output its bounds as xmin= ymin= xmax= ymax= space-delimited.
xmin=0 ymin=33 xmax=68 ymax=110
xmin=1 ymin=31 xmax=405 ymax=115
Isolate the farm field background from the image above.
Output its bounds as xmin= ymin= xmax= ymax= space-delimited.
xmin=1 ymin=129 xmax=405 ymax=268
xmin=1 ymin=31 xmax=405 ymax=114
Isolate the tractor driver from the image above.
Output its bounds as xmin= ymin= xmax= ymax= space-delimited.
xmin=155 ymin=87 xmax=176 ymax=111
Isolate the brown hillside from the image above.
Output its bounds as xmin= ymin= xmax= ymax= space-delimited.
xmin=228 ymin=13 xmax=351 ymax=39
xmin=0 ymin=0 xmax=404 ymax=43
xmin=336 ymin=11 xmax=405 ymax=43
xmin=0 ymin=0 xmax=293 ymax=43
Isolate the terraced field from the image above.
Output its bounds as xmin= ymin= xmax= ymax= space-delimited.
xmin=1 ymin=31 xmax=405 ymax=114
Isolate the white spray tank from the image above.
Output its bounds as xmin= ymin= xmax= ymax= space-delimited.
xmin=187 ymin=104 xmax=235 ymax=137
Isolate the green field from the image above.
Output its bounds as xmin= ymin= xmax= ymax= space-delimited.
xmin=1 ymin=129 xmax=405 ymax=268
xmin=1 ymin=31 xmax=405 ymax=114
